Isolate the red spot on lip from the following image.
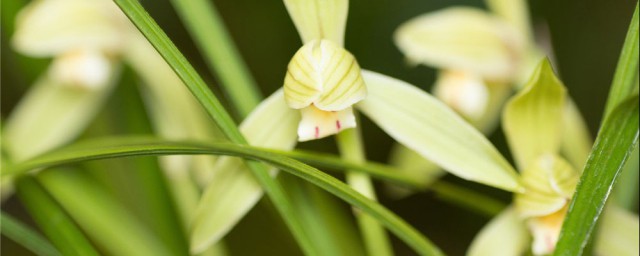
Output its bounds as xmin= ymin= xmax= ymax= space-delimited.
xmin=315 ymin=126 xmax=319 ymax=138
xmin=336 ymin=120 xmax=341 ymax=130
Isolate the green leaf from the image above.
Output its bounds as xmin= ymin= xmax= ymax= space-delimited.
xmin=603 ymin=3 xmax=639 ymax=118
xmin=595 ymin=206 xmax=639 ymax=256
xmin=168 ymin=0 xmax=261 ymax=118
xmin=0 ymin=211 xmax=60 ymax=256
xmin=37 ymin=168 xmax=173 ymax=256
xmin=357 ymin=70 xmax=522 ymax=192
xmin=503 ymin=59 xmax=566 ymax=170
xmin=6 ymin=137 xmax=444 ymax=256
xmin=15 ymin=177 xmax=99 ymax=256
xmin=553 ymin=95 xmax=639 ymax=256
xmin=112 ymin=1 xmax=317 ymax=255
xmin=467 ymin=207 xmax=530 ymax=256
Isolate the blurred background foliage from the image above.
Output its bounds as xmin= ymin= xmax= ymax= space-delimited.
xmin=1 ymin=0 xmax=637 ymax=255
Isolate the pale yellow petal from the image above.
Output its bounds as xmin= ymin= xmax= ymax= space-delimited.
xmin=394 ymin=7 xmax=524 ymax=80
xmin=48 ymin=49 xmax=113 ymax=89
xmin=283 ymin=0 xmax=348 ymax=46
xmin=467 ymin=207 xmax=530 ymax=256
xmin=357 ymin=70 xmax=523 ymax=192
xmin=515 ymin=154 xmax=578 ymax=218
xmin=434 ymin=70 xmax=489 ymax=122
xmin=527 ymin=205 xmax=568 ymax=255
xmin=595 ymin=206 xmax=639 ymax=256
xmin=284 ymin=40 xmax=366 ymax=111
xmin=12 ymin=0 xmax=131 ymax=57
xmin=503 ymin=59 xmax=566 ymax=170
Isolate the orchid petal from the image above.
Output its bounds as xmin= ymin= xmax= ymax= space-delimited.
xmin=297 ymin=106 xmax=355 ymax=141
xmin=503 ymin=59 xmax=566 ymax=170
xmin=283 ymin=0 xmax=348 ymax=46
xmin=284 ymin=39 xmax=366 ymax=111
xmin=394 ymin=7 xmax=523 ymax=80
xmin=48 ymin=49 xmax=113 ymax=89
xmin=2 ymin=70 xmax=117 ymax=161
xmin=190 ymin=90 xmax=299 ymax=253
xmin=595 ymin=206 xmax=639 ymax=256
xmin=528 ymin=205 xmax=568 ymax=255
xmin=514 ymin=154 xmax=578 ymax=218
xmin=357 ymin=70 xmax=522 ymax=192
xmin=12 ymin=0 xmax=130 ymax=57
xmin=433 ymin=70 xmax=490 ymax=122
xmin=560 ymin=99 xmax=593 ymax=171
xmin=467 ymin=207 xmax=530 ymax=256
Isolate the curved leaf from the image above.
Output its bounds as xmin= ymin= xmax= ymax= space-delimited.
xmin=357 ymin=70 xmax=522 ymax=192
xmin=5 ymin=137 xmax=444 ymax=256
xmin=191 ymin=91 xmax=298 ymax=253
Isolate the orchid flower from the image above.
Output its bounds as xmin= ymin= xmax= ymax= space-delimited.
xmin=191 ymin=0 xmax=524 ymax=253
xmin=387 ymin=2 xmax=593 ymax=199
xmin=4 ymin=0 xmax=223 ymax=239
xmin=467 ymin=60 xmax=639 ymax=256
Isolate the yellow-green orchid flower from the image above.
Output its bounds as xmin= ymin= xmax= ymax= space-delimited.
xmin=394 ymin=6 xmax=530 ymax=126
xmin=387 ymin=1 xmax=593 ymax=200
xmin=467 ymin=60 xmax=639 ymax=256
xmin=191 ymin=0 xmax=524 ymax=253
xmin=4 ymin=0 xmax=223 ymax=245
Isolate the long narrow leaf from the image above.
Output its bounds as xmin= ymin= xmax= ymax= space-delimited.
xmin=15 ymin=177 xmax=99 ymax=256
xmin=553 ymin=95 xmax=639 ymax=256
xmin=168 ymin=0 xmax=261 ymax=118
xmin=4 ymin=137 xmax=419 ymax=188
xmin=0 ymin=211 xmax=61 ymax=256
xmin=603 ymin=3 xmax=639 ymax=118
xmin=6 ymin=137 xmax=444 ymax=255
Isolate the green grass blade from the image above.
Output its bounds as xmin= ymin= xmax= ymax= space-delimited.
xmin=553 ymin=95 xmax=639 ymax=256
xmin=603 ymin=3 xmax=638 ymax=118
xmin=111 ymin=1 xmax=317 ymax=254
xmin=37 ymin=168 xmax=173 ymax=256
xmin=168 ymin=0 xmax=261 ymax=119
xmin=15 ymin=177 xmax=99 ymax=256
xmin=6 ymin=137 xmax=444 ymax=255
xmin=0 ymin=211 xmax=61 ymax=256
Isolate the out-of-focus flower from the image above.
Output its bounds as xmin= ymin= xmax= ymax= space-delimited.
xmin=191 ymin=0 xmax=525 ymax=253
xmin=467 ymin=60 xmax=639 ymax=256
xmin=394 ymin=6 xmax=532 ymax=127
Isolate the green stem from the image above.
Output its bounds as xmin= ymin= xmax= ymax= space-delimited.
xmin=168 ymin=0 xmax=262 ymax=119
xmin=603 ymin=3 xmax=639 ymax=118
xmin=15 ymin=177 xmax=99 ymax=256
xmin=337 ymin=126 xmax=394 ymax=256
xmin=112 ymin=1 xmax=316 ymax=255
xmin=1 ymin=211 xmax=61 ymax=256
